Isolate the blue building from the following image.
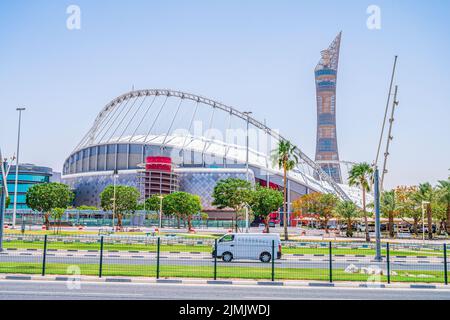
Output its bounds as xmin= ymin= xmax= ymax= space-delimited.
xmin=1 ymin=164 xmax=54 ymax=209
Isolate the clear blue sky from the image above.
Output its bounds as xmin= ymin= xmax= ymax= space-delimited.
xmin=0 ymin=0 xmax=449 ymax=189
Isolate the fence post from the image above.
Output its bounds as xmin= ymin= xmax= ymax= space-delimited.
xmin=329 ymin=242 xmax=332 ymax=283
xmin=99 ymin=236 xmax=104 ymax=278
xmin=156 ymin=237 xmax=161 ymax=279
xmin=214 ymin=239 xmax=218 ymax=280
xmin=271 ymin=240 xmax=275 ymax=282
xmin=42 ymin=235 xmax=48 ymax=276
xmin=386 ymin=242 xmax=391 ymax=284
xmin=444 ymin=243 xmax=448 ymax=285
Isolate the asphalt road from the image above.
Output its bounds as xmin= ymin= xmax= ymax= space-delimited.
xmin=1 ymin=280 xmax=450 ymax=300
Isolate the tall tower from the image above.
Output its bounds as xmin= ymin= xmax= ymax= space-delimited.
xmin=314 ymin=32 xmax=343 ymax=183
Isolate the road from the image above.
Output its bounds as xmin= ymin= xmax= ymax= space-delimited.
xmin=0 ymin=280 xmax=449 ymax=300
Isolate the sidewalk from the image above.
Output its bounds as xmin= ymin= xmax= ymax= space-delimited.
xmin=0 ymin=273 xmax=446 ymax=290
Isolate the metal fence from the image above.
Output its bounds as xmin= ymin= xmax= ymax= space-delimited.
xmin=3 ymin=210 xmax=246 ymax=229
xmin=0 ymin=234 xmax=448 ymax=284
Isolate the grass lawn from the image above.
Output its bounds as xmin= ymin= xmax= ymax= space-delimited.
xmin=2 ymin=239 xmax=444 ymax=258
xmin=0 ymin=262 xmax=445 ymax=283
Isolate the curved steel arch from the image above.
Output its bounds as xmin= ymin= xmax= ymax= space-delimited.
xmin=75 ymin=89 xmax=351 ymax=201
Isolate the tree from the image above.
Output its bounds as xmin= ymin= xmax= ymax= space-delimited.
xmin=380 ymin=190 xmax=398 ymax=238
xmin=145 ymin=195 xmax=164 ymax=212
xmin=271 ymin=140 xmax=299 ymax=241
xmin=51 ymin=208 xmax=66 ymax=234
xmin=100 ymin=185 xmax=140 ymax=229
xmin=396 ymin=186 xmax=421 ymax=236
xmin=334 ymin=200 xmax=359 ymax=237
xmin=77 ymin=205 xmax=98 ymax=211
xmin=5 ymin=196 xmax=10 ymax=208
xmin=437 ymin=179 xmax=450 ymax=233
xmin=348 ymin=162 xmax=374 ymax=242
xmin=432 ymin=201 xmax=447 ymax=235
xmin=293 ymin=193 xmax=338 ymax=234
xmin=248 ymin=186 xmax=284 ymax=233
xmin=163 ymin=192 xmax=202 ymax=231
xmin=26 ymin=183 xmax=74 ymax=230
xmin=414 ymin=183 xmax=435 ymax=240
xmin=212 ymin=178 xmax=253 ymax=232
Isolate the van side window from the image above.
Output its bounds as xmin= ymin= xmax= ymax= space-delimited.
xmin=220 ymin=235 xmax=234 ymax=242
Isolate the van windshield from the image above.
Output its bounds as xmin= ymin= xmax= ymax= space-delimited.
xmin=219 ymin=235 xmax=234 ymax=242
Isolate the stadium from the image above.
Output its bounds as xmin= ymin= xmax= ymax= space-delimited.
xmin=61 ymin=89 xmax=366 ymax=223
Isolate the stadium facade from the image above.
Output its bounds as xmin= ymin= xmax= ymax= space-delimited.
xmin=315 ymin=32 xmax=343 ymax=183
xmin=62 ymin=88 xmax=365 ymax=223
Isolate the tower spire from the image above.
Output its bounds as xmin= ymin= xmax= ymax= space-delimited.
xmin=314 ymin=32 xmax=343 ymax=183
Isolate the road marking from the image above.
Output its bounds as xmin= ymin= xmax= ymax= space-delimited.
xmin=0 ymin=290 xmax=144 ymax=297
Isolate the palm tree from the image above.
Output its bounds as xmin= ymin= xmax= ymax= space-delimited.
xmin=348 ymin=162 xmax=374 ymax=242
xmin=380 ymin=190 xmax=397 ymax=239
xmin=272 ymin=140 xmax=299 ymax=241
xmin=437 ymin=179 xmax=450 ymax=234
xmin=414 ymin=183 xmax=435 ymax=240
xmin=334 ymin=200 xmax=359 ymax=237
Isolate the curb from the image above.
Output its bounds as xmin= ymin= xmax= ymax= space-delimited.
xmin=309 ymin=282 xmax=334 ymax=287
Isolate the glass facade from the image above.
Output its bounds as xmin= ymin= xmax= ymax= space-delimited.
xmin=0 ymin=164 xmax=52 ymax=209
xmin=63 ymin=143 xmax=247 ymax=176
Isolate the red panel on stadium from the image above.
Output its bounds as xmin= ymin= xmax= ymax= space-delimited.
xmin=145 ymin=156 xmax=172 ymax=172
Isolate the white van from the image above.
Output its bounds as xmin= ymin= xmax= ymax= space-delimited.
xmin=212 ymin=233 xmax=282 ymax=263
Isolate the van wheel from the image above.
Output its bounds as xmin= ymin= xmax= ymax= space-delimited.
xmin=260 ymin=252 xmax=271 ymax=263
xmin=222 ymin=252 xmax=233 ymax=262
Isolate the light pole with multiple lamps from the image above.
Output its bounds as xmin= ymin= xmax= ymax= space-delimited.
xmin=0 ymin=149 xmax=14 ymax=251
xmin=373 ymin=166 xmax=382 ymax=262
xmin=243 ymin=111 xmax=252 ymax=233
xmin=0 ymin=156 xmax=7 ymax=252
xmin=12 ymin=107 xmax=25 ymax=229
xmin=157 ymin=195 xmax=164 ymax=233
xmin=111 ymin=169 xmax=119 ymax=232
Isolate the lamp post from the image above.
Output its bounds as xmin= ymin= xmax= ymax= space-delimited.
xmin=243 ymin=111 xmax=253 ymax=183
xmin=421 ymin=201 xmax=430 ymax=244
xmin=0 ymin=184 xmax=5 ymax=252
xmin=0 ymin=158 xmax=7 ymax=252
xmin=373 ymin=166 xmax=382 ymax=262
xmin=243 ymin=112 xmax=252 ymax=234
xmin=157 ymin=195 xmax=164 ymax=233
xmin=12 ymin=107 xmax=25 ymax=229
xmin=245 ymin=204 xmax=249 ymax=233
xmin=111 ymin=169 xmax=118 ymax=232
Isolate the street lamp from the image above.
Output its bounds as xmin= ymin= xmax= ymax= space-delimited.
xmin=12 ymin=107 xmax=25 ymax=229
xmin=421 ymin=201 xmax=430 ymax=243
xmin=157 ymin=195 xmax=164 ymax=233
xmin=373 ymin=166 xmax=382 ymax=262
xmin=0 ymin=184 xmax=5 ymax=252
xmin=243 ymin=111 xmax=252 ymax=234
xmin=0 ymin=149 xmax=13 ymax=252
xmin=243 ymin=111 xmax=253 ymax=183
xmin=111 ymin=170 xmax=119 ymax=232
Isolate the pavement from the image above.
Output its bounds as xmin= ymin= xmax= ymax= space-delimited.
xmin=1 ymin=278 xmax=450 ymax=300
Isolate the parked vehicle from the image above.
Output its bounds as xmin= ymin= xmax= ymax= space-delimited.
xmin=212 ymin=233 xmax=282 ymax=263
xmin=409 ymin=224 xmax=436 ymax=234
xmin=357 ymin=223 xmax=375 ymax=233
